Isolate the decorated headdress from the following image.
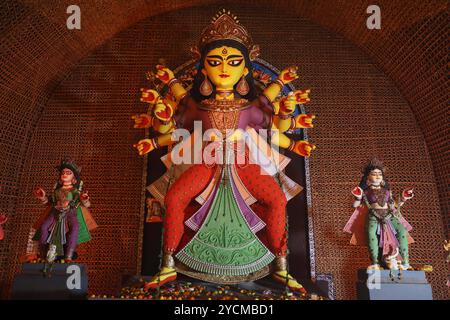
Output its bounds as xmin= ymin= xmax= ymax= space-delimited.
xmin=362 ymin=158 xmax=386 ymax=176
xmin=359 ymin=158 xmax=390 ymax=189
xmin=191 ymin=9 xmax=260 ymax=61
xmin=56 ymin=158 xmax=82 ymax=188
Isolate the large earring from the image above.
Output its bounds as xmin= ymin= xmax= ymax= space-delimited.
xmin=236 ymin=75 xmax=249 ymax=96
xmin=200 ymin=76 xmax=213 ymax=96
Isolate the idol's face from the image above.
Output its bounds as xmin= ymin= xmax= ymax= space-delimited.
xmin=203 ymin=46 xmax=248 ymax=90
xmin=60 ymin=168 xmax=75 ymax=184
xmin=368 ymin=169 xmax=383 ymax=186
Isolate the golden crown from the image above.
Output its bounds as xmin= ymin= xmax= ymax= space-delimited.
xmin=191 ymin=9 xmax=260 ymax=61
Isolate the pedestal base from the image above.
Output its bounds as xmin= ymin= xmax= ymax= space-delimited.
xmin=356 ymin=269 xmax=433 ymax=300
xmin=11 ymin=263 xmax=88 ymax=300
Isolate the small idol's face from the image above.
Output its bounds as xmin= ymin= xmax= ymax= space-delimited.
xmin=60 ymin=169 xmax=75 ymax=184
xmin=368 ymin=169 xmax=383 ymax=186
xmin=203 ymin=46 xmax=248 ymax=90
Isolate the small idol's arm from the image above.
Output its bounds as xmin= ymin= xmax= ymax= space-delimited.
xmin=397 ymin=188 xmax=414 ymax=207
xmin=351 ymin=187 xmax=364 ymax=207
xmin=386 ymin=189 xmax=414 ymax=211
xmin=0 ymin=213 xmax=7 ymax=241
xmin=33 ymin=187 xmax=48 ymax=205
xmin=80 ymin=190 xmax=91 ymax=208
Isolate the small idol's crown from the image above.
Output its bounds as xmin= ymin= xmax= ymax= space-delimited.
xmin=56 ymin=158 xmax=81 ymax=176
xmin=363 ymin=157 xmax=386 ymax=174
xmin=191 ymin=9 xmax=260 ymax=60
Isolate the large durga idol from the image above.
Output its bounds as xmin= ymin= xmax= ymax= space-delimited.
xmin=133 ymin=10 xmax=316 ymax=293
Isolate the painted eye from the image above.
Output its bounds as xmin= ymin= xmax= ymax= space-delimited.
xmin=228 ymin=59 xmax=243 ymax=66
xmin=207 ymin=60 xmax=221 ymax=67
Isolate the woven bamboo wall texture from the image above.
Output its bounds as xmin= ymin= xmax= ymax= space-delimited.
xmin=280 ymin=0 xmax=449 ymax=240
xmin=0 ymin=0 xmax=214 ymax=299
xmin=14 ymin=0 xmax=449 ymax=237
xmin=0 ymin=1 xmax=447 ymax=299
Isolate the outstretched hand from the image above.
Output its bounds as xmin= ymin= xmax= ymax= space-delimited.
xmin=351 ymin=186 xmax=363 ymax=199
xmin=278 ymin=66 xmax=299 ymax=85
xmin=33 ymin=187 xmax=46 ymax=201
xmin=0 ymin=213 xmax=6 ymax=241
xmin=293 ymin=89 xmax=310 ymax=104
xmin=80 ymin=191 xmax=89 ymax=201
xmin=153 ymin=99 xmax=174 ymax=121
xmin=132 ymin=114 xmax=153 ymax=128
xmin=0 ymin=214 xmax=7 ymax=225
xmin=133 ymin=139 xmax=155 ymax=156
xmin=155 ymin=65 xmax=175 ymax=84
xmin=279 ymin=92 xmax=297 ymax=115
xmin=292 ymin=140 xmax=316 ymax=157
xmin=140 ymin=88 xmax=160 ymax=104
xmin=402 ymin=188 xmax=414 ymax=201
xmin=294 ymin=114 xmax=315 ymax=128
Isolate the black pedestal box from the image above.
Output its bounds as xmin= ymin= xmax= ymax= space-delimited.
xmin=11 ymin=263 xmax=88 ymax=300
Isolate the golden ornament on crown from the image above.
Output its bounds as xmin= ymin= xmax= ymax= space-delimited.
xmin=191 ymin=9 xmax=260 ymax=61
